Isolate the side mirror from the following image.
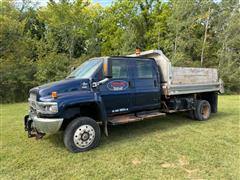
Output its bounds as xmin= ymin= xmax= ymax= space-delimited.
xmin=103 ymin=58 xmax=112 ymax=78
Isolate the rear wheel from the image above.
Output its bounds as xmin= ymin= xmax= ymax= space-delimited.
xmin=194 ymin=100 xmax=211 ymax=121
xmin=187 ymin=110 xmax=196 ymax=120
xmin=64 ymin=117 xmax=101 ymax=153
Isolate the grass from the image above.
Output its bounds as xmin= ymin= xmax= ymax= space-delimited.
xmin=0 ymin=95 xmax=239 ymax=179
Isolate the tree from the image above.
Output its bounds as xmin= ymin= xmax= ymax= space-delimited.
xmin=167 ymin=0 xmax=200 ymax=65
xmin=38 ymin=0 xmax=90 ymax=59
xmin=35 ymin=52 xmax=70 ymax=83
xmin=0 ymin=0 xmax=37 ymax=102
xmin=0 ymin=0 xmax=239 ymax=102
xmin=215 ymin=0 xmax=240 ymax=92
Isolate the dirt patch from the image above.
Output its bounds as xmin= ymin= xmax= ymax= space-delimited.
xmin=161 ymin=162 xmax=176 ymax=168
xmin=132 ymin=158 xmax=141 ymax=165
xmin=182 ymin=167 xmax=200 ymax=179
xmin=178 ymin=156 xmax=200 ymax=179
xmin=178 ymin=156 xmax=189 ymax=166
xmin=160 ymin=156 xmax=200 ymax=178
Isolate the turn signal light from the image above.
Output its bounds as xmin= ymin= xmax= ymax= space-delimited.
xmin=103 ymin=63 xmax=107 ymax=75
xmin=51 ymin=91 xmax=58 ymax=99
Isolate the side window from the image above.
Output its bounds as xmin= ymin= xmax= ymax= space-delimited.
xmin=136 ymin=60 xmax=153 ymax=78
xmin=112 ymin=60 xmax=129 ymax=79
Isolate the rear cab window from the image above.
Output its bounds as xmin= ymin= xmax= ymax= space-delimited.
xmin=135 ymin=59 xmax=154 ymax=78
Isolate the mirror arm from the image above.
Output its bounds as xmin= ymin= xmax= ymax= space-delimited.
xmin=92 ymin=78 xmax=109 ymax=88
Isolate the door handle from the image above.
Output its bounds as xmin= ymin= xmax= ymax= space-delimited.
xmin=129 ymin=81 xmax=134 ymax=88
xmin=154 ymin=80 xmax=157 ymax=87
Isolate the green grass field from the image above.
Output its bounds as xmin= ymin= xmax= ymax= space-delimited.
xmin=1 ymin=95 xmax=239 ymax=179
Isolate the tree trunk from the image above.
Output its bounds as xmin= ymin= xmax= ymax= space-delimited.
xmin=201 ymin=8 xmax=211 ymax=67
xmin=174 ymin=33 xmax=178 ymax=55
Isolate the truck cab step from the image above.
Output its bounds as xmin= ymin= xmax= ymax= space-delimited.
xmin=108 ymin=111 xmax=165 ymax=125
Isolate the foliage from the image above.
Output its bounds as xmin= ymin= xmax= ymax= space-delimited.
xmin=35 ymin=52 xmax=70 ymax=83
xmin=215 ymin=0 xmax=240 ymax=92
xmin=0 ymin=0 xmax=239 ymax=102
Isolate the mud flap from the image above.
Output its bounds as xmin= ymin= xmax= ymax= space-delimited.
xmin=104 ymin=121 xmax=108 ymax=136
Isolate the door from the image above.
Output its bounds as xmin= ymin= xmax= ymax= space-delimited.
xmin=100 ymin=58 xmax=134 ymax=115
xmin=133 ymin=59 xmax=161 ymax=111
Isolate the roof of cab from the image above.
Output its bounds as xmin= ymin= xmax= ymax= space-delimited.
xmin=109 ymin=56 xmax=155 ymax=61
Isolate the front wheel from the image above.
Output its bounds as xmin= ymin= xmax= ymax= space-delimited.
xmin=64 ymin=117 xmax=101 ymax=153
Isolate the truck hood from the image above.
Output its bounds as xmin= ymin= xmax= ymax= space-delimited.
xmin=30 ymin=79 xmax=91 ymax=100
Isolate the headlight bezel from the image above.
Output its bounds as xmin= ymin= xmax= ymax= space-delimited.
xmin=36 ymin=102 xmax=59 ymax=114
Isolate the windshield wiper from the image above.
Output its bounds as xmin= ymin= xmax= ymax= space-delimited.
xmin=66 ymin=76 xmax=75 ymax=79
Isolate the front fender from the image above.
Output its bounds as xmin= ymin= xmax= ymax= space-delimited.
xmin=57 ymin=91 xmax=107 ymax=123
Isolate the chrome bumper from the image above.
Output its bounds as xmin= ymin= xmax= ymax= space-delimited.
xmin=25 ymin=115 xmax=63 ymax=134
xmin=33 ymin=116 xmax=63 ymax=134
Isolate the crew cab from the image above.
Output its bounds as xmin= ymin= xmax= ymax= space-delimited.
xmin=24 ymin=50 xmax=224 ymax=152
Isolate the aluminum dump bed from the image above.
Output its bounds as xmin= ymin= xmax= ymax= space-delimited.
xmin=129 ymin=50 xmax=224 ymax=96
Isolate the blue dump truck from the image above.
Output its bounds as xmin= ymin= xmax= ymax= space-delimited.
xmin=24 ymin=50 xmax=224 ymax=152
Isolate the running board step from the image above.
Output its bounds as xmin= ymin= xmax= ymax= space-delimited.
xmin=162 ymin=109 xmax=191 ymax=113
xmin=108 ymin=111 xmax=166 ymax=125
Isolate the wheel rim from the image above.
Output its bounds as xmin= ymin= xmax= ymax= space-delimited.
xmin=73 ymin=125 xmax=95 ymax=148
xmin=201 ymin=103 xmax=210 ymax=119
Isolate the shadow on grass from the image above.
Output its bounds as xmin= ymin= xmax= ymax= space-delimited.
xmin=46 ymin=111 xmax=229 ymax=149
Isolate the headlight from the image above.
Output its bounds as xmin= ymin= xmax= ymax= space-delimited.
xmin=36 ymin=102 xmax=58 ymax=114
xmin=48 ymin=105 xmax=58 ymax=113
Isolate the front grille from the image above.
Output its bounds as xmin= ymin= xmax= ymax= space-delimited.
xmin=28 ymin=93 xmax=37 ymax=114
xmin=29 ymin=93 xmax=37 ymax=101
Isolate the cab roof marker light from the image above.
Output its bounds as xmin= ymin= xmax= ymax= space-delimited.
xmin=135 ymin=47 xmax=141 ymax=55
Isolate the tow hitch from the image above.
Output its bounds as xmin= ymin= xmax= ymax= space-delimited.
xmin=24 ymin=115 xmax=45 ymax=139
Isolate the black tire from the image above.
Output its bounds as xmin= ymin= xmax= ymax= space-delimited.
xmin=64 ymin=117 xmax=101 ymax=153
xmin=187 ymin=110 xmax=196 ymax=120
xmin=194 ymin=100 xmax=211 ymax=121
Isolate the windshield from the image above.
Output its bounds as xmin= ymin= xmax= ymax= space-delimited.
xmin=67 ymin=59 xmax=102 ymax=79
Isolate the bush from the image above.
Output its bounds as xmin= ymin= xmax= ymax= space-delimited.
xmin=0 ymin=57 xmax=36 ymax=103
